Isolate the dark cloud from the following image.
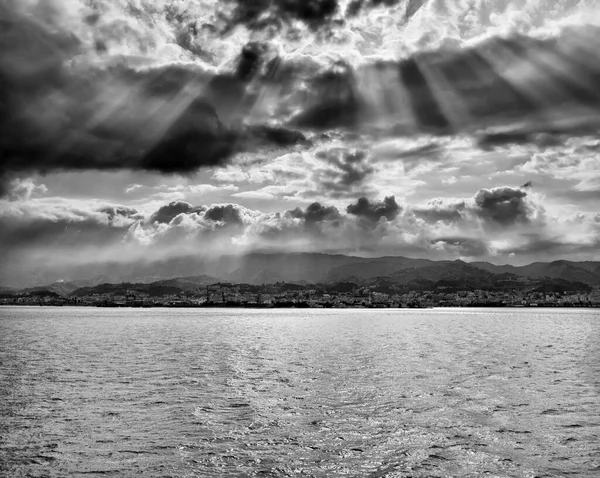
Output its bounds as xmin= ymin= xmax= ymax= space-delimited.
xmin=347 ymin=196 xmax=400 ymax=222
xmin=99 ymin=206 xmax=143 ymax=223
xmin=217 ymin=5 xmax=600 ymax=139
xmin=397 ymin=28 xmax=600 ymax=138
xmin=414 ymin=187 xmax=543 ymax=228
xmin=236 ymin=42 xmax=270 ymax=81
xmin=286 ymin=202 xmax=342 ymax=224
xmin=202 ymin=43 xmax=279 ymax=122
xmin=473 ymin=187 xmax=534 ymax=226
xmin=151 ymin=202 xmax=197 ymax=224
xmin=315 ymin=148 xmax=374 ymax=190
xmin=476 ymin=131 xmax=537 ymax=149
xmin=291 ymin=61 xmax=364 ymax=130
xmin=521 ymin=180 xmax=533 ymax=188
xmin=346 ymin=0 xmax=422 ymax=20
xmin=226 ymin=0 xmax=339 ymax=32
xmin=246 ymin=125 xmax=308 ymax=148
xmin=398 ymin=56 xmax=451 ymax=132
xmin=2 ymin=0 xmax=600 ymax=199
xmin=148 ymin=202 xmax=248 ymax=231
xmin=0 ymin=3 xmax=238 ymax=193
xmin=0 ymin=3 xmax=308 ymax=195
xmin=204 ymin=204 xmax=244 ymax=225
xmin=475 ymin=130 xmax=568 ymax=150
xmin=285 ymin=27 xmax=600 ymax=137
xmin=285 ymin=37 xmax=586 ymax=136
xmin=403 ymin=0 xmax=426 ymax=20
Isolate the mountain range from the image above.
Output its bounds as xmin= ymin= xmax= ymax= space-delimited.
xmin=3 ymin=253 xmax=598 ymax=296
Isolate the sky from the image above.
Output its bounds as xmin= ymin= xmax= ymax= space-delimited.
xmin=1 ymin=0 xmax=600 ymax=286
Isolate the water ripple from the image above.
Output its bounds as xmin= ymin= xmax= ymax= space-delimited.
xmin=1 ymin=307 xmax=599 ymax=477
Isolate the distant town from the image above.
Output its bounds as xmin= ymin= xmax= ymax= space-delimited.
xmin=3 ymin=255 xmax=600 ymax=309
xmin=2 ymin=281 xmax=599 ymax=308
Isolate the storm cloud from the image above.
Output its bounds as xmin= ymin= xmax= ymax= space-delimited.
xmin=204 ymin=204 xmax=244 ymax=225
xmin=347 ymin=196 xmax=401 ymax=222
xmin=473 ymin=187 xmax=537 ymax=226
xmin=3 ymin=0 xmax=600 ymax=198
xmin=413 ymin=187 xmax=543 ymax=228
xmin=0 ymin=4 xmax=220 ymax=185
xmin=287 ymin=202 xmax=342 ymax=224
xmin=226 ymin=0 xmax=339 ymax=32
xmin=1 ymin=0 xmax=599 ymax=283
xmin=151 ymin=202 xmax=197 ymax=224
xmin=0 ymin=1 xmax=307 ymax=195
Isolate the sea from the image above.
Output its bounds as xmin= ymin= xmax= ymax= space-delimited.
xmin=0 ymin=307 xmax=598 ymax=478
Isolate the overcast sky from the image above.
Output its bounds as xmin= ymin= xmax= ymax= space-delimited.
xmin=1 ymin=0 xmax=599 ymax=285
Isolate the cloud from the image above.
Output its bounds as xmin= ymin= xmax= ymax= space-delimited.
xmin=7 ymin=178 xmax=48 ymax=202
xmin=286 ymin=24 xmax=600 ymax=138
xmin=1 ymin=0 xmax=600 ymax=277
xmin=346 ymin=196 xmax=400 ymax=222
xmin=246 ymin=125 xmax=308 ymax=149
xmin=497 ymin=234 xmax=600 ymax=260
xmin=150 ymin=201 xmax=198 ymax=224
xmin=431 ymin=236 xmax=490 ymax=258
xmin=314 ymin=148 xmax=375 ymax=190
xmin=286 ymin=202 xmax=342 ymax=225
xmin=232 ymin=190 xmax=276 ymax=200
xmin=158 ymin=183 xmax=239 ymax=195
xmin=226 ymin=0 xmax=339 ymax=32
xmin=229 ymin=147 xmax=381 ymax=202
xmin=346 ymin=0 xmax=422 ymax=19
xmin=125 ymin=184 xmax=143 ymax=194
xmin=2 ymin=0 xmax=599 ymax=199
xmin=518 ymin=146 xmax=600 ymax=194
xmin=204 ymin=204 xmax=244 ymax=225
xmin=412 ymin=198 xmax=466 ymax=224
xmin=0 ymin=1 xmax=311 ymax=195
xmin=0 ymin=199 xmax=142 ymax=254
xmin=124 ymin=201 xmax=265 ymax=250
xmin=0 ymin=2 xmax=235 ymax=192
xmin=473 ymin=186 xmax=541 ymax=226
xmin=290 ymin=61 xmax=364 ymax=130
xmin=98 ymin=205 xmax=142 ymax=227
xmin=1 ymin=182 xmax=597 ymax=286
xmin=410 ymin=186 xmax=548 ymax=232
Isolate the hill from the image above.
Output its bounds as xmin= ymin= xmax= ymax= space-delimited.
xmin=5 ymin=253 xmax=600 ymax=293
xmin=471 ymin=260 xmax=600 ymax=285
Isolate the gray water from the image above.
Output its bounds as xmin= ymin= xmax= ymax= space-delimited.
xmin=0 ymin=307 xmax=599 ymax=478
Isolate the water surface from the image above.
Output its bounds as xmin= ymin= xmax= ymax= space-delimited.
xmin=1 ymin=307 xmax=599 ymax=477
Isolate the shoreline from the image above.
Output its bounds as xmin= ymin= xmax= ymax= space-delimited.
xmin=1 ymin=303 xmax=598 ymax=309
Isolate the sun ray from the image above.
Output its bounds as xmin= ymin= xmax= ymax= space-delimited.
xmin=412 ymin=49 xmax=478 ymax=132
xmin=398 ymin=55 xmax=453 ymax=132
xmin=498 ymin=36 xmax=600 ymax=108
xmin=470 ymin=40 xmax=572 ymax=129
xmin=356 ymin=61 xmax=419 ymax=131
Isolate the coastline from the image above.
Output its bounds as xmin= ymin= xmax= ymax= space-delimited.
xmin=2 ymin=303 xmax=598 ymax=309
